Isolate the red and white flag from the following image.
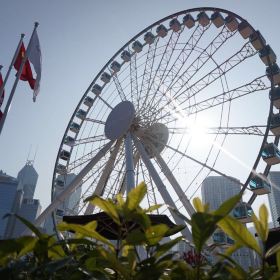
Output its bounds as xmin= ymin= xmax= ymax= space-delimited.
xmin=13 ymin=30 xmax=41 ymax=102
xmin=28 ymin=30 xmax=41 ymax=102
xmin=14 ymin=43 xmax=35 ymax=89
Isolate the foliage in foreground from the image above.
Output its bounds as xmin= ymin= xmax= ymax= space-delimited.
xmin=0 ymin=182 xmax=280 ymax=279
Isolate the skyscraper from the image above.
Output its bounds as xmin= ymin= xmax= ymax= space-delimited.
xmin=12 ymin=198 xmax=42 ymax=237
xmin=17 ymin=160 xmax=38 ymax=199
xmin=0 ymin=171 xmax=18 ymax=239
xmin=268 ymin=171 xmax=280 ymax=228
xmin=201 ymin=176 xmax=252 ymax=269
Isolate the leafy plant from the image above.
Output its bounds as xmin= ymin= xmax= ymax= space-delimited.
xmin=0 ymin=182 xmax=280 ymax=279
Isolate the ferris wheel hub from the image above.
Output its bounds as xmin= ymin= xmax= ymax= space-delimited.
xmin=104 ymin=101 xmax=135 ymax=140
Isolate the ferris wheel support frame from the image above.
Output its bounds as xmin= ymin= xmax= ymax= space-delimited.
xmin=132 ymin=134 xmax=192 ymax=240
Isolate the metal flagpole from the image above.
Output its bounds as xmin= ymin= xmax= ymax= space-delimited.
xmin=0 ymin=23 xmax=39 ymax=136
xmin=0 ymin=34 xmax=25 ymax=101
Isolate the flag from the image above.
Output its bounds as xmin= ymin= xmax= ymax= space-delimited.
xmin=28 ymin=30 xmax=41 ymax=102
xmin=13 ymin=43 xmax=35 ymax=90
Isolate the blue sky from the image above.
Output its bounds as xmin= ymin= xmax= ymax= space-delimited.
xmin=0 ymin=0 xmax=279 ymax=216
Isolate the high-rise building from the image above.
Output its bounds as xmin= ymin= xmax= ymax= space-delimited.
xmin=0 ymin=171 xmax=18 ymax=239
xmin=12 ymin=198 xmax=42 ymax=237
xmin=44 ymin=173 xmax=82 ymax=234
xmin=268 ymin=171 xmax=280 ymax=228
xmin=17 ymin=160 xmax=38 ymax=199
xmin=201 ymin=176 xmax=252 ymax=269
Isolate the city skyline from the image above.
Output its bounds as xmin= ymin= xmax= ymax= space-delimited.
xmin=0 ymin=0 xmax=279 ymax=217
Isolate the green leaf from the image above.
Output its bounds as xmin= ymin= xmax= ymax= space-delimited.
xmin=193 ymin=197 xmax=205 ymax=212
xmin=218 ymin=215 xmax=261 ymax=255
xmin=259 ymin=204 xmax=269 ymax=241
xmin=115 ymin=193 xmax=124 ymax=207
xmin=168 ymin=206 xmax=191 ymax=224
xmin=154 ymin=237 xmax=182 ymax=259
xmin=57 ymin=221 xmax=113 ymax=249
xmin=125 ymin=229 xmax=147 ymax=245
xmin=9 ymin=214 xmax=43 ymax=238
xmin=213 ymin=193 xmax=242 ymax=217
xmin=144 ymin=204 xmax=162 ymax=213
xmin=223 ymin=242 xmax=242 ymax=257
xmin=47 ymin=236 xmax=66 ymax=259
xmin=165 ymin=224 xmax=186 ymax=237
xmin=145 ymin=224 xmax=169 ymax=246
xmin=125 ymin=182 xmax=147 ymax=211
xmin=17 ymin=236 xmax=37 ymax=257
xmin=265 ymin=242 xmax=280 ymax=259
xmin=191 ymin=212 xmax=221 ymax=252
xmin=86 ymin=196 xmax=120 ymax=225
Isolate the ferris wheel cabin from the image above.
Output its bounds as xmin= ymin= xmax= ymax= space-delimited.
xmin=270 ymin=113 xmax=280 ymax=135
xmin=156 ymin=24 xmax=168 ymax=38
xmin=249 ymin=174 xmax=271 ymax=195
xmin=225 ymin=15 xmax=239 ymax=32
xmin=197 ymin=12 xmax=210 ymax=27
xmin=233 ymin=202 xmax=253 ymax=223
xmin=262 ymin=143 xmax=280 ymax=165
xmin=210 ymin=12 xmax=224 ymax=28
xmin=238 ymin=21 xmax=253 ymax=39
xmin=182 ymin=14 xmax=195 ymax=29
xmin=269 ymin=86 xmax=280 ymax=109
xmin=259 ymin=45 xmax=277 ymax=66
xmin=250 ymin=30 xmax=266 ymax=51
xmin=266 ymin=63 xmax=280 ymax=85
xmin=69 ymin=122 xmax=80 ymax=134
xmin=169 ymin=18 xmax=181 ymax=32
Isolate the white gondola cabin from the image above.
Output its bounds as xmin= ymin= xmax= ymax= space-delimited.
xmin=59 ymin=150 xmax=70 ymax=161
xmin=56 ymin=164 xmax=67 ymax=175
xmin=267 ymin=64 xmax=280 ymax=85
xmin=169 ymin=18 xmax=181 ymax=32
xmin=76 ymin=109 xmax=87 ymax=120
xmin=262 ymin=143 xmax=280 ymax=165
xmin=144 ymin=32 xmax=155 ymax=45
xmin=132 ymin=41 xmax=143 ymax=53
xmin=233 ymin=202 xmax=253 ymax=223
xmin=92 ymin=84 xmax=102 ymax=95
xmin=69 ymin=122 xmax=80 ymax=134
xmin=64 ymin=136 xmax=75 ymax=146
xmin=121 ymin=50 xmax=131 ymax=62
xmin=156 ymin=24 xmax=168 ymax=38
xmin=211 ymin=12 xmax=224 ymax=28
xmin=110 ymin=61 xmax=121 ymax=73
xmin=249 ymin=174 xmax=271 ymax=195
xmin=270 ymin=114 xmax=280 ymax=135
xmin=101 ymin=72 xmax=111 ymax=84
xmin=238 ymin=21 xmax=253 ymax=39
xmin=250 ymin=31 xmax=266 ymax=51
xmin=197 ymin=12 xmax=210 ymax=27
xmin=183 ymin=14 xmax=195 ymax=29
xmin=55 ymin=178 xmax=64 ymax=187
xmin=212 ymin=231 xmax=234 ymax=245
xmin=259 ymin=45 xmax=277 ymax=66
xmin=225 ymin=15 xmax=238 ymax=32
xmin=84 ymin=96 xmax=94 ymax=107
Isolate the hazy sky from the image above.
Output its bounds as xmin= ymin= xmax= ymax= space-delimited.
xmin=0 ymin=0 xmax=279 ymax=216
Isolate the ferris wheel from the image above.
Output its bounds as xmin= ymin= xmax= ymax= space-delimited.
xmin=43 ymin=7 xmax=280 ymax=239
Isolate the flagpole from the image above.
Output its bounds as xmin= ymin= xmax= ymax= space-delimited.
xmin=0 ymin=23 xmax=39 ymax=136
xmin=0 ymin=34 xmax=25 ymax=99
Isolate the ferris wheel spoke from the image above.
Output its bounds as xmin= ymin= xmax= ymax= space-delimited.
xmin=84 ymin=118 xmax=105 ymax=125
xmin=180 ymin=76 xmax=269 ymax=116
xmin=67 ymin=140 xmax=110 ymax=171
xmin=150 ymin=25 xmax=235 ymax=112
xmin=142 ymin=28 xmax=183 ymax=111
xmin=84 ymin=139 xmax=123 ymax=214
xmin=145 ymin=24 xmax=209 ymax=114
xmin=71 ymin=135 xmax=107 ymax=147
xmin=166 ymin=144 xmax=243 ymax=186
xmin=137 ymin=39 xmax=159 ymax=111
xmin=129 ymin=51 xmax=140 ymax=108
xmin=169 ymin=125 xmax=269 ymax=137
xmin=112 ymin=73 xmax=127 ymax=101
xmin=154 ymin=153 xmax=195 ymax=216
xmin=153 ymin=42 xmax=257 ymax=118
